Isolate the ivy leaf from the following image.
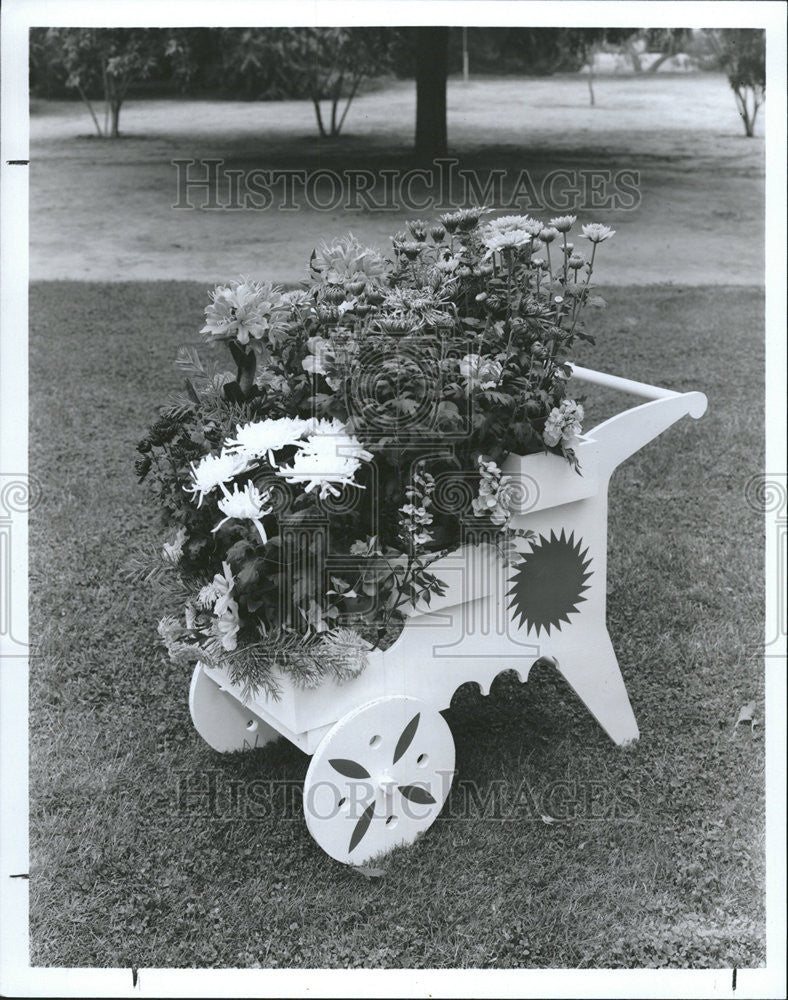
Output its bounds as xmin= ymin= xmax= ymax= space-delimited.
xmin=393 ymin=713 xmax=420 ymax=764
xmin=329 ymin=759 xmax=370 ymax=779
xmin=398 ymin=784 xmax=436 ymax=805
xmin=225 ymin=539 xmax=254 ymax=563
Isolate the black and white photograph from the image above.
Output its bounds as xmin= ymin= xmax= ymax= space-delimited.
xmin=0 ymin=1 xmax=785 ymax=996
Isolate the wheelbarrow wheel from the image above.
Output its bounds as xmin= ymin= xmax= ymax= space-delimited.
xmin=303 ymin=695 xmax=455 ymax=865
xmin=189 ymin=663 xmax=279 ymax=753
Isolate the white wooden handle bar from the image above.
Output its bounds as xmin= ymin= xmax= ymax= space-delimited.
xmin=568 ymin=363 xmax=680 ymax=402
xmin=568 ymin=364 xmax=708 ymax=474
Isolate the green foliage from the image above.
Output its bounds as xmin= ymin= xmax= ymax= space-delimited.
xmin=31 ymin=28 xmax=162 ymax=137
xmin=139 ymin=212 xmax=612 ymax=696
xmin=706 ymin=29 xmax=765 ymax=137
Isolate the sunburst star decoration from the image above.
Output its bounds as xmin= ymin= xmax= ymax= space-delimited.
xmin=507 ymin=529 xmax=593 ymax=635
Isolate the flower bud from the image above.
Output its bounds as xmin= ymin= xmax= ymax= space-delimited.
xmin=346 ymin=279 xmax=366 ymax=297
xmin=325 ymin=284 xmax=346 ymax=303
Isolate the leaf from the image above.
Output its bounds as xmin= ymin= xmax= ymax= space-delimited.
xmin=354 ymin=865 xmax=386 ymax=879
xmin=587 ymin=295 xmax=607 ymax=309
xmin=398 ymin=784 xmax=436 ymax=805
xmin=732 ymin=700 xmax=759 ymax=737
xmin=174 ymin=345 xmax=205 ymax=376
xmin=348 ymin=801 xmax=375 ymax=853
xmin=392 ymin=713 xmax=420 ymax=763
xmin=734 ymin=701 xmax=756 ymax=726
xmin=329 ymin=758 xmax=370 ymax=779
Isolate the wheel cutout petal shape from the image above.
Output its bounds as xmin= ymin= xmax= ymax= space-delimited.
xmin=348 ymin=801 xmax=376 ymax=853
xmin=393 ymin=713 xmax=420 ymax=764
xmin=398 ymin=784 xmax=436 ymax=805
xmin=329 ymin=758 xmax=370 ymax=779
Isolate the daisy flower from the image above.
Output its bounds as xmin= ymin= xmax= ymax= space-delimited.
xmin=579 ymin=223 xmax=616 ymax=244
xmin=548 ymin=215 xmax=576 ymax=233
xmin=481 ymin=228 xmax=532 ymax=258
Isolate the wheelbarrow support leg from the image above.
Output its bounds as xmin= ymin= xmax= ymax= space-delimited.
xmin=552 ymin=630 xmax=640 ymax=745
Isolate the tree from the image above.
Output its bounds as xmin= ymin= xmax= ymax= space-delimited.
xmin=413 ymin=27 xmax=450 ymax=161
xmin=645 ymin=28 xmax=693 ymax=73
xmin=708 ymin=29 xmax=765 ymax=137
xmin=170 ymin=28 xmax=394 ymax=139
xmin=35 ymin=28 xmax=159 ymax=138
xmin=276 ymin=28 xmax=394 ymax=138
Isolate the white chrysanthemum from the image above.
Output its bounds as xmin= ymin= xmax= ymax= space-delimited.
xmin=162 ymin=526 xmax=187 ymax=564
xmin=277 ymin=424 xmax=373 ymax=499
xmin=301 ymin=417 xmax=348 ymax=438
xmin=185 ymin=450 xmax=252 ymax=507
xmin=276 ymin=450 xmax=362 ymax=499
xmin=299 ymin=421 xmax=373 ymax=464
xmin=579 ymin=223 xmax=616 ymax=244
xmin=200 ymin=279 xmax=286 ymax=345
xmin=213 ymin=480 xmax=274 ymax=543
xmin=225 ymin=417 xmax=309 ymax=465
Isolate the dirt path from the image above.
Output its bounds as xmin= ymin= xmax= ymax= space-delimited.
xmin=29 ymin=74 xmax=764 ymax=286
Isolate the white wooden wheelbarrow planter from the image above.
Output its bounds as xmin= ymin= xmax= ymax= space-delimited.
xmin=189 ymin=366 xmax=707 ymax=865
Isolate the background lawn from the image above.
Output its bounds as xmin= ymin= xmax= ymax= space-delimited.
xmin=30 ymin=73 xmax=764 ymax=286
xmin=28 ymin=280 xmax=765 ymax=968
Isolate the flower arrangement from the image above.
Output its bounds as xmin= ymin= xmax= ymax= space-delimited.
xmin=136 ymin=210 xmax=614 ymax=698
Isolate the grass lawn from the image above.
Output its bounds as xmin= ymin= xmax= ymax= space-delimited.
xmin=30 ymin=73 xmax=764 ymax=286
xmin=28 ymin=280 xmax=765 ymax=968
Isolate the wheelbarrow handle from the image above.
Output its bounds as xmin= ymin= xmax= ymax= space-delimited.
xmin=568 ymin=363 xmax=682 ymax=402
xmin=568 ymin=364 xmax=708 ymax=474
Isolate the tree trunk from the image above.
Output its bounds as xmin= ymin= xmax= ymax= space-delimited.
xmin=587 ymin=44 xmax=597 ymax=106
xmin=110 ymin=101 xmax=121 ymax=138
xmin=414 ymin=27 xmax=449 ymax=161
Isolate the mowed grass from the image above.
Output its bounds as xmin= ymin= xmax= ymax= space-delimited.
xmin=28 ymin=281 xmax=765 ymax=968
